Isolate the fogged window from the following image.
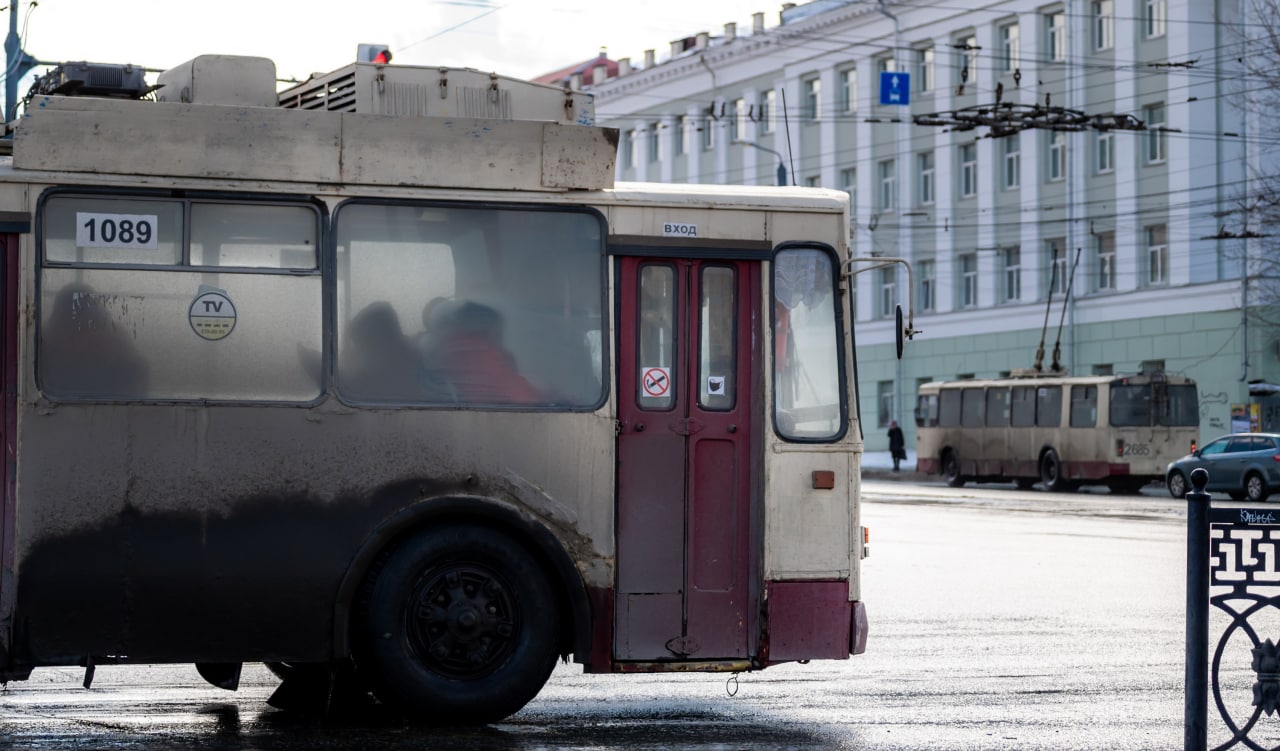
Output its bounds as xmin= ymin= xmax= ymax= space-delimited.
xmin=1070 ymin=385 xmax=1097 ymax=427
xmin=939 ymin=389 xmax=961 ymax=427
xmin=38 ymin=194 xmax=324 ymax=402
xmin=915 ymin=393 xmax=938 ymax=427
xmin=1036 ymin=386 xmax=1062 ymax=427
xmin=960 ymin=388 xmax=984 ymax=427
xmin=1110 ymin=382 xmax=1199 ymax=427
xmin=985 ymin=387 xmax=1010 ymax=427
xmin=190 ymin=203 xmax=317 ymax=269
xmin=1011 ymin=386 xmax=1035 ymax=427
xmin=772 ymin=247 xmax=846 ymax=441
xmin=333 ymin=202 xmax=605 ymax=408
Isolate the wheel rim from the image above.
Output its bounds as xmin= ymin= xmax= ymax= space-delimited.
xmin=407 ymin=563 xmax=519 ymax=680
xmin=1170 ymin=474 xmax=1186 ymax=496
xmin=1043 ymin=456 xmax=1059 ymax=484
xmin=1249 ymin=475 xmax=1263 ymax=500
xmin=944 ymin=456 xmax=957 ymax=480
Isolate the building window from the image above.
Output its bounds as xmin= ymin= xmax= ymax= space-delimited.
xmin=878 ymin=159 xmax=896 ymax=211
xmin=677 ymin=116 xmax=689 ymax=156
xmin=879 ymin=266 xmax=896 ymax=319
xmin=1047 ymin=131 xmax=1066 ymax=181
xmin=959 ymin=144 xmax=977 ymax=198
xmin=760 ymin=89 xmax=775 ymax=133
xmin=624 ymin=129 xmax=637 ymax=168
xmin=877 ymin=380 xmax=894 ymax=427
xmin=1046 ymin=11 xmax=1066 ymax=62
xmin=1096 ymin=130 xmax=1114 ymax=173
xmin=1046 ymin=239 xmax=1068 ymax=296
xmin=840 ymin=68 xmax=857 ymax=113
xmin=1002 ymin=136 xmax=1021 ymax=189
xmin=918 ymin=151 xmax=935 ymax=205
xmin=732 ymin=99 xmax=746 ymax=142
xmin=957 ymin=34 xmax=978 ymax=87
xmin=804 ymin=175 xmax=821 ymax=188
xmin=916 ymin=47 xmax=934 ymax=93
xmin=1145 ymin=0 xmax=1166 ymax=38
xmin=918 ymin=259 xmax=936 ymax=312
xmin=1144 ymin=103 xmax=1166 ymax=163
xmin=804 ymin=77 xmax=821 ymax=121
xmin=841 ymin=167 xmax=857 ymax=212
xmin=1146 ymin=224 xmax=1168 ymax=285
xmin=648 ymin=121 xmax=662 ymax=162
xmin=1093 ymin=1 xmax=1114 ymax=51
xmin=1000 ymin=23 xmax=1020 ymax=72
xmin=702 ymin=117 xmax=715 ymax=150
xmin=1092 ymin=363 xmax=1114 ymax=376
xmin=1096 ymin=231 xmax=1116 ymax=291
xmin=877 ymin=56 xmax=898 ymax=75
xmin=1003 ymin=247 xmax=1022 ymax=303
xmin=960 ymin=253 xmax=978 ymax=308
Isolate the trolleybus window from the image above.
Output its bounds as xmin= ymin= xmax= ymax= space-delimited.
xmin=939 ymin=388 xmax=961 ymax=427
xmin=1070 ymin=385 xmax=1098 ymax=427
xmin=38 ymin=193 xmax=324 ymax=402
xmin=1011 ymin=385 xmax=1036 ymax=427
xmin=1109 ymin=382 xmax=1198 ymax=426
xmin=333 ymin=202 xmax=605 ymax=408
xmin=771 ymin=246 xmax=844 ymax=441
xmin=961 ymin=387 xmax=984 ymax=427
xmin=699 ymin=265 xmax=737 ymax=410
xmin=637 ymin=264 xmax=676 ymax=410
xmin=1036 ymin=386 xmax=1062 ymax=427
xmin=986 ymin=387 xmax=1010 ymax=427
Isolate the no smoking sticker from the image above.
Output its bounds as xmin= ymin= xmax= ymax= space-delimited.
xmin=641 ymin=367 xmax=670 ymax=398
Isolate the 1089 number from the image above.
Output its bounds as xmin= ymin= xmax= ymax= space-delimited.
xmin=76 ymin=212 xmax=159 ymax=250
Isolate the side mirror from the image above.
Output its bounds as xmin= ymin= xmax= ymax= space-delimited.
xmin=895 ymin=304 xmax=905 ymax=360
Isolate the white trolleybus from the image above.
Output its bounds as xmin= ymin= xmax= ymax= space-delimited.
xmin=0 ymin=54 xmax=900 ymax=723
xmin=915 ymin=370 xmax=1199 ymax=493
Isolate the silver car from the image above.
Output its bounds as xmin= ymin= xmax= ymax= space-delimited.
xmin=1166 ymin=433 xmax=1280 ymax=501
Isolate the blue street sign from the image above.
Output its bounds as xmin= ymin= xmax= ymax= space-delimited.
xmin=879 ymin=70 xmax=910 ymax=106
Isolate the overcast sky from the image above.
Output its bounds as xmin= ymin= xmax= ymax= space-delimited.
xmin=14 ymin=0 xmax=773 ymax=85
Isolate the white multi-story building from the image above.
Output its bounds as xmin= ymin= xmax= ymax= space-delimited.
xmin=587 ymin=0 xmax=1279 ymax=451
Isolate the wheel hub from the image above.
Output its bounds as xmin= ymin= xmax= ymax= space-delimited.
xmin=409 ymin=564 xmax=518 ymax=680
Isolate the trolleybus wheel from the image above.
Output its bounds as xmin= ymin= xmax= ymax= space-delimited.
xmin=355 ymin=524 xmax=560 ymax=725
xmin=1040 ymin=449 xmax=1069 ymax=493
xmin=1167 ymin=470 xmax=1188 ymax=499
xmin=1246 ymin=472 xmax=1271 ymax=503
xmin=942 ymin=451 xmax=965 ymax=488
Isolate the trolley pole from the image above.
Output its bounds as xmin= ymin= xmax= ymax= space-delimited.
xmin=1184 ymin=467 xmax=1210 ymax=751
xmin=4 ymin=1 xmax=37 ymax=125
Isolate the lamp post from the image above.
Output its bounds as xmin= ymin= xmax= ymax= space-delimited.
xmin=738 ymin=140 xmax=789 ymax=186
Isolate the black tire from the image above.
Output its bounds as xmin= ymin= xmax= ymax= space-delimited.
xmin=942 ymin=451 xmax=965 ymax=488
xmin=1167 ymin=471 xmax=1188 ymax=499
xmin=1246 ymin=472 xmax=1271 ymax=503
xmin=355 ymin=524 xmax=560 ymax=725
xmin=1040 ymin=449 xmax=1069 ymax=493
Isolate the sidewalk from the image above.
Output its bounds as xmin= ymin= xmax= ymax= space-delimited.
xmin=861 ymin=450 xmax=928 ymax=481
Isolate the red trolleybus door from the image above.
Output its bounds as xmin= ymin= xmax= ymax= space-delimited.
xmin=615 ymin=256 xmax=760 ymax=661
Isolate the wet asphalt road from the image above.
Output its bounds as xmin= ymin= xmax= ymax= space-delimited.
xmin=0 ymin=480 xmax=1257 ymax=749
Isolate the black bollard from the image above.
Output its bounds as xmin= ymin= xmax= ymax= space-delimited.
xmin=1185 ymin=467 xmax=1211 ymax=751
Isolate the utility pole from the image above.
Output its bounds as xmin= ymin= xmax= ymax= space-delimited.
xmin=4 ymin=1 xmax=38 ymax=125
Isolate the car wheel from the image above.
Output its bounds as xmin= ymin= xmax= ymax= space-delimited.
xmin=1040 ymin=449 xmax=1069 ymax=493
xmin=1246 ymin=472 xmax=1271 ymax=503
xmin=1167 ymin=471 xmax=1188 ymax=498
xmin=355 ymin=524 xmax=560 ymax=725
xmin=942 ymin=451 xmax=965 ymax=488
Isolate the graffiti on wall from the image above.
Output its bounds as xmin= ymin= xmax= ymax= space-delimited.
xmin=1202 ymin=391 xmax=1229 ymax=431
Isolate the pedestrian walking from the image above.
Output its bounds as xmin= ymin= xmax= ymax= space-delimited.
xmin=888 ymin=420 xmax=906 ymax=472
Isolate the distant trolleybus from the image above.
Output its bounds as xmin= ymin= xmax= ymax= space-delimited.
xmin=915 ymin=371 xmax=1199 ymax=493
xmin=0 ymin=54 xmax=891 ymax=723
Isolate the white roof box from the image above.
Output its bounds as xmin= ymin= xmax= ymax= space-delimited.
xmin=156 ymin=55 xmax=278 ymax=107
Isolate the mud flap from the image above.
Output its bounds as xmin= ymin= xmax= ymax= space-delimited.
xmin=195 ymin=661 xmax=243 ymax=691
xmin=850 ymin=601 xmax=868 ymax=655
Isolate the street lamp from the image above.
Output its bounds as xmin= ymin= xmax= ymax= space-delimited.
xmin=738 ymin=139 xmax=789 ymax=186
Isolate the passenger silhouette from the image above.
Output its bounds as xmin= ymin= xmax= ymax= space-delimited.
xmin=425 ymin=301 xmax=541 ymax=404
xmin=342 ymin=301 xmax=427 ymax=401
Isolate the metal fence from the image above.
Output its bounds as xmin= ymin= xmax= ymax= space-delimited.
xmin=1186 ymin=467 xmax=1280 ymax=751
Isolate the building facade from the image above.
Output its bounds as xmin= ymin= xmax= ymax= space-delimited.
xmin=586 ymin=0 xmax=1279 ymax=452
